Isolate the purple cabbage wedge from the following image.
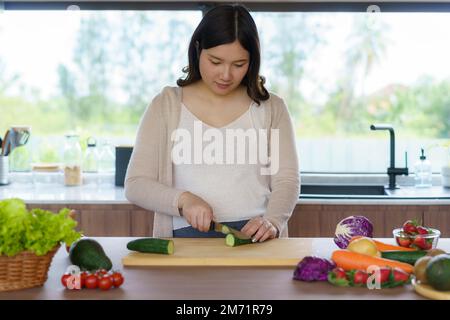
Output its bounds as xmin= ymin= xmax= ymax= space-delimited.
xmin=293 ymin=256 xmax=336 ymax=282
xmin=334 ymin=215 xmax=373 ymax=249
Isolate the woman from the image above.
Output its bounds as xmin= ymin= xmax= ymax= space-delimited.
xmin=125 ymin=4 xmax=299 ymax=242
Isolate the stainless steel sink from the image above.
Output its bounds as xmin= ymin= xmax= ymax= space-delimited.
xmin=300 ymin=184 xmax=388 ymax=196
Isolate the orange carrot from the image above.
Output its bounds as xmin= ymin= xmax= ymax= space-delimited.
xmin=332 ymin=249 xmax=414 ymax=274
xmin=372 ymin=240 xmax=416 ymax=252
xmin=350 ymin=236 xmax=416 ymax=252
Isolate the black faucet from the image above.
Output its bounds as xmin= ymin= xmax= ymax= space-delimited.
xmin=370 ymin=124 xmax=409 ymax=189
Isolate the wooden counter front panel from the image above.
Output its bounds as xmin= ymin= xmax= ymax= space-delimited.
xmin=27 ymin=203 xmax=448 ymax=238
xmin=289 ymin=204 xmax=424 ymax=238
xmin=27 ymin=204 xmax=154 ymax=237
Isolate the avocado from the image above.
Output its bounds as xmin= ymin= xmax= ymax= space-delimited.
xmin=69 ymin=238 xmax=113 ymax=271
xmin=426 ymin=254 xmax=450 ymax=291
xmin=426 ymin=248 xmax=447 ymax=257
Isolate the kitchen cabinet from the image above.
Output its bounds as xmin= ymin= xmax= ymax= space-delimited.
xmin=423 ymin=206 xmax=450 ymax=238
xmin=27 ymin=203 xmax=450 ymax=238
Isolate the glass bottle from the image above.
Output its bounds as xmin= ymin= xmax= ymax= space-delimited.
xmin=83 ymin=136 xmax=99 ymax=173
xmin=63 ymin=134 xmax=82 ymax=186
xmin=98 ymin=140 xmax=115 ymax=173
xmin=414 ymin=148 xmax=432 ymax=188
xmin=98 ymin=140 xmax=115 ymax=185
xmin=441 ymin=146 xmax=450 ymax=187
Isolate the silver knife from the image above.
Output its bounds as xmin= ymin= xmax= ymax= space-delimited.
xmin=212 ymin=221 xmax=252 ymax=240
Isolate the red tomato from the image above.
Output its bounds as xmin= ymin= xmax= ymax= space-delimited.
xmin=95 ymin=269 xmax=108 ymax=278
xmin=111 ymin=272 xmax=124 ymax=288
xmin=61 ymin=274 xmax=71 ymax=288
xmin=80 ymin=272 xmax=88 ymax=288
xmin=98 ymin=276 xmax=113 ymax=291
xmin=85 ymin=274 xmax=98 ymax=289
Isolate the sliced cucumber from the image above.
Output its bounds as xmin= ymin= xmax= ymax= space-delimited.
xmin=127 ymin=238 xmax=174 ymax=255
xmin=225 ymin=234 xmax=253 ymax=247
xmin=221 ymin=225 xmax=231 ymax=234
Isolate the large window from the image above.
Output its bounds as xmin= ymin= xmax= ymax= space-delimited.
xmin=0 ymin=10 xmax=201 ymax=169
xmin=1 ymin=6 xmax=449 ymax=173
xmin=253 ymin=11 xmax=450 ymax=173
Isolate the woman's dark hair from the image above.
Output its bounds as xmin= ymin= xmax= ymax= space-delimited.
xmin=177 ymin=3 xmax=269 ymax=105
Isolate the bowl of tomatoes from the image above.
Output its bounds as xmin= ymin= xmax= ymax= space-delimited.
xmin=393 ymin=220 xmax=440 ymax=250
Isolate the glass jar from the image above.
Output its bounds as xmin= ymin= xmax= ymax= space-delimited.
xmin=63 ymin=134 xmax=82 ymax=186
xmin=8 ymin=126 xmax=32 ymax=172
xmin=9 ymin=144 xmax=32 ymax=172
xmin=32 ymin=163 xmax=63 ymax=186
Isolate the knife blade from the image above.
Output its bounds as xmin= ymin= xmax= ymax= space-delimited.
xmin=212 ymin=221 xmax=252 ymax=240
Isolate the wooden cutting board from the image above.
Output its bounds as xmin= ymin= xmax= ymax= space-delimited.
xmin=122 ymin=238 xmax=314 ymax=267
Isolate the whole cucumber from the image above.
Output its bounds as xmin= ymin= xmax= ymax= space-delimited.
xmin=127 ymin=238 xmax=174 ymax=255
xmin=381 ymin=250 xmax=427 ymax=265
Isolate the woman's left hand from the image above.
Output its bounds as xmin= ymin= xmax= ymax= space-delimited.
xmin=240 ymin=217 xmax=278 ymax=243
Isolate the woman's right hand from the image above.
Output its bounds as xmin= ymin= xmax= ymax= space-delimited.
xmin=177 ymin=192 xmax=214 ymax=232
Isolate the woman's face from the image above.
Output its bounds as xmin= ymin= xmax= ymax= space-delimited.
xmin=198 ymin=40 xmax=250 ymax=96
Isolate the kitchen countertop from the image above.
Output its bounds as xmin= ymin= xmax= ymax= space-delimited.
xmin=0 ymin=181 xmax=129 ymax=204
xmin=299 ymin=185 xmax=450 ymax=205
xmin=1 ymin=237 xmax=448 ymax=300
xmin=1 ymin=181 xmax=450 ymax=205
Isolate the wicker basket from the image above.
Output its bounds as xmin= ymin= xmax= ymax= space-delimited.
xmin=0 ymin=244 xmax=60 ymax=292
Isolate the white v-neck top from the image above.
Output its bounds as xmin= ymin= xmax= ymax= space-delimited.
xmin=172 ymin=102 xmax=271 ymax=230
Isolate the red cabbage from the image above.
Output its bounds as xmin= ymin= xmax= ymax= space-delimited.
xmin=334 ymin=215 xmax=373 ymax=249
xmin=293 ymin=256 xmax=336 ymax=282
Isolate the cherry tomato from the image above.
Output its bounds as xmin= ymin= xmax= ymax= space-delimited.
xmin=85 ymin=274 xmax=98 ymax=289
xmin=80 ymin=272 xmax=88 ymax=288
xmin=111 ymin=272 xmax=124 ymax=288
xmin=98 ymin=275 xmax=113 ymax=291
xmin=61 ymin=274 xmax=71 ymax=288
xmin=95 ymin=269 xmax=108 ymax=278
